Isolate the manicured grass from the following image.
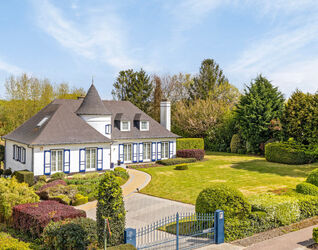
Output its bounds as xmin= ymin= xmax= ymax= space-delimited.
xmin=139 ymin=152 xmax=318 ymax=204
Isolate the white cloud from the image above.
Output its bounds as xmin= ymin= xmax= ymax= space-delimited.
xmin=0 ymin=59 xmax=24 ymax=75
xmin=32 ymin=0 xmax=140 ymax=70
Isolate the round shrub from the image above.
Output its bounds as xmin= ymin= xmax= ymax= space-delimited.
xmin=174 ymin=164 xmax=188 ymax=170
xmin=296 ymin=182 xmax=318 ymax=196
xmin=97 ymin=172 xmax=125 ymax=247
xmin=48 ymin=172 xmax=66 ymax=182
xmin=195 ymin=184 xmax=251 ymax=219
xmin=307 ymin=168 xmax=318 ymax=187
xmin=230 ymin=134 xmax=243 ymax=153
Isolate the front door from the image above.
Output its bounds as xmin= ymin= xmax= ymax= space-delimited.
xmin=86 ymin=148 xmax=97 ymax=170
xmin=51 ymin=150 xmax=63 ymax=173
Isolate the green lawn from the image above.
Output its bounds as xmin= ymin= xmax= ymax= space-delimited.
xmin=140 ymin=152 xmax=318 ymax=204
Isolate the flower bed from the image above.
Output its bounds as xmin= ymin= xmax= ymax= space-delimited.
xmin=13 ymin=200 xmax=86 ymax=237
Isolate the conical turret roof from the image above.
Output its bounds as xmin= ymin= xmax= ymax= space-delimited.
xmin=76 ymin=84 xmax=111 ymax=115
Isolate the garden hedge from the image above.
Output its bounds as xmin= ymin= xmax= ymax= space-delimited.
xmin=195 ymin=184 xmax=251 ymax=219
xmin=0 ymin=232 xmax=30 ymax=250
xmin=307 ymin=168 xmax=318 ymax=187
xmin=296 ymin=182 xmax=318 ymax=196
xmin=37 ymin=184 xmax=78 ymax=205
xmin=73 ymin=193 xmax=89 ymax=206
xmin=48 ymin=172 xmax=66 ymax=182
xmin=157 ymin=158 xmax=196 ymax=166
xmin=13 ymin=171 xmax=34 ymax=186
xmin=37 ymin=179 xmax=67 ymax=192
xmin=265 ymin=142 xmax=317 ymax=164
xmin=174 ymin=164 xmax=188 ymax=170
xmin=313 ymin=227 xmax=318 ymax=243
xmin=108 ymin=244 xmax=137 ymax=250
xmin=176 ymin=138 xmax=204 ymax=151
xmin=230 ymin=134 xmax=244 ymax=153
xmin=12 ymin=200 xmax=86 ymax=237
xmin=42 ymin=217 xmax=97 ymax=249
xmin=176 ymin=149 xmax=204 ymax=160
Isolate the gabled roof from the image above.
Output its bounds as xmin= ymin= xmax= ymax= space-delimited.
xmin=76 ymin=84 xmax=111 ymax=115
xmin=3 ymin=99 xmax=111 ymax=146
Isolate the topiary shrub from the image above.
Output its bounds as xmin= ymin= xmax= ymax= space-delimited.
xmin=307 ymin=168 xmax=318 ymax=187
xmin=296 ymin=182 xmax=318 ymax=196
xmin=0 ymin=177 xmax=39 ymax=223
xmin=174 ymin=164 xmax=188 ymax=170
xmin=157 ymin=158 xmax=196 ymax=166
xmin=42 ymin=217 xmax=97 ymax=249
xmin=37 ymin=184 xmax=78 ymax=205
xmin=13 ymin=171 xmax=34 ymax=186
xmin=176 ymin=138 xmax=204 ymax=151
xmin=195 ymin=184 xmax=251 ymax=219
xmin=249 ymin=193 xmax=300 ymax=225
xmin=0 ymin=232 xmax=31 ymax=250
xmin=97 ymin=172 xmax=125 ymax=247
xmin=73 ymin=193 xmax=88 ymax=206
xmin=313 ymin=227 xmax=318 ymax=243
xmin=230 ymin=134 xmax=244 ymax=153
xmin=48 ymin=172 xmax=66 ymax=182
xmin=176 ymin=149 xmax=205 ymax=160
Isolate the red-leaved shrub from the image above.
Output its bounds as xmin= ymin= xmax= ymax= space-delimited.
xmin=38 ymin=179 xmax=67 ymax=192
xmin=177 ymin=149 xmax=205 ymax=161
xmin=12 ymin=200 xmax=86 ymax=237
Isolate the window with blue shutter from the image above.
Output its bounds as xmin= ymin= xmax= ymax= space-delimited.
xmin=79 ymin=149 xmax=86 ymax=172
xmin=97 ymin=148 xmax=103 ymax=170
xmin=64 ymin=149 xmax=70 ymax=173
xmin=105 ymin=124 xmax=112 ymax=134
xmin=152 ymin=142 xmax=156 ymax=161
xmin=119 ymin=144 xmax=124 ymax=163
xmin=133 ymin=143 xmax=138 ymax=163
xmin=139 ymin=143 xmax=143 ymax=162
xmin=157 ymin=142 xmax=162 ymax=160
xmin=44 ymin=150 xmax=51 ymax=175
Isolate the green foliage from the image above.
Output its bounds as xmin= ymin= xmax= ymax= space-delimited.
xmin=157 ymin=158 xmax=196 ymax=165
xmin=296 ymin=182 xmax=318 ymax=196
xmin=249 ymin=193 xmax=300 ymax=225
xmin=0 ymin=232 xmax=31 ymax=250
xmin=14 ymin=171 xmax=34 ymax=186
xmin=114 ymin=167 xmax=129 ymax=181
xmin=265 ymin=142 xmax=317 ymax=165
xmin=313 ymin=227 xmax=318 ymax=243
xmin=42 ymin=218 xmax=97 ymax=250
xmin=230 ymin=134 xmax=244 ymax=153
xmin=108 ymin=244 xmax=137 ymax=250
xmin=195 ymin=184 xmax=251 ymax=219
xmin=174 ymin=164 xmax=188 ymax=170
xmin=0 ymin=177 xmax=39 ymax=223
xmin=112 ymin=68 xmax=153 ymax=114
xmin=282 ymin=90 xmax=318 ymax=145
xmin=285 ymin=192 xmax=318 ymax=220
xmin=236 ymin=75 xmax=284 ymax=154
xmin=177 ymin=138 xmax=204 ymax=150
xmin=32 ymin=180 xmax=46 ymax=191
xmin=151 ymin=75 xmax=163 ymax=122
xmin=237 ymin=148 xmax=246 ymax=154
xmin=48 ymin=172 xmax=66 ymax=182
xmin=97 ymin=172 xmax=125 ymax=247
xmin=73 ymin=193 xmax=88 ymax=206
xmin=307 ymin=168 xmax=318 ymax=187
xmin=3 ymin=168 xmax=12 ymax=176
xmin=38 ymin=184 xmax=78 ymax=205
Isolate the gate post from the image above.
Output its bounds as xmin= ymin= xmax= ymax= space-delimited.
xmin=124 ymin=228 xmax=136 ymax=247
xmin=214 ymin=210 xmax=224 ymax=244
xmin=176 ymin=213 xmax=179 ymax=250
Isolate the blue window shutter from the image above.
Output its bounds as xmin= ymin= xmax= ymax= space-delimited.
xmin=133 ymin=143 xmax=138 ymax=163
xmin=152 ymin=142 xmax=156 ymax=161
xmin=79 ymin=149 xmax=86 ymax=172
xmin=169 ymin=141 xmax=173 ymax=158
xmin=119 ymin=144 xmax=124 ymax=163
xmin=97 ymin=148 xmax=103 ymax=170
xmin=139 ymin=143 xmax=143 ymax=162
xmin=63 ymin=149 xmax=70 ymax=173
xmin=44 ymin=150 xmax=51 ymax=175
xmin=157 ymin=142 xmax=162 ymax=160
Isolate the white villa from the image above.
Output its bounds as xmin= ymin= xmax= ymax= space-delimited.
xmin=2 ymin=84 xmax=178 ymax=176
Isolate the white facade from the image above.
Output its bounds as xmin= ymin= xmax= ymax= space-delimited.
xmin=5 ymin=140 xmax=33 ymax=173
xmin=80 ymin=115 xmax=112 ymax=139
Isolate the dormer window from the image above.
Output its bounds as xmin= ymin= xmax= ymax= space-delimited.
xmin=121 ymin=121 xmax=130 ymax=131
xmin=140 ymin=121 xmax=149 ymax=131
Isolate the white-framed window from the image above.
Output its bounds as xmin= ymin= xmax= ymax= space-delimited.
xmin=86 ymin=148 xmax=97 ymax=169
xmin=140 ymin=121 xmax=149 ymax=131
xmin=51 ymin=150 xmax=63 ymax=173
xmin=105 ymin=124 xmax=112 ymax=134
xmin=121 ymin=121 xmax=130 ymax=131
xmin=161 ymin=142 xmax=169 ymax=159
xmin=13 ymin=145 xmax=26 ymax=164
xmin=124 ymin=144 xmax=132 ymax=162
xmin=21 ymin=148 xmax=26 ymax=164
xmin=143 ymin=142 xmax=151 ymax=161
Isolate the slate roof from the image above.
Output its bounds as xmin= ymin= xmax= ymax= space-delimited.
xmin=3 ymin=92 xmax=178 ymax=145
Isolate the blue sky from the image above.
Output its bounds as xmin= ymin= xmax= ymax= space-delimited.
xmin=1 ymin=0 xmax=318 ymax=99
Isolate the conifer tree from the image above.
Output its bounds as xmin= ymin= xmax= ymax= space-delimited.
xmin=151 ymin=75 xmax=163 ymax=122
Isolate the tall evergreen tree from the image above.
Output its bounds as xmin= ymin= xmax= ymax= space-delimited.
xmin=236 ymin=75 xmax=284 ymax=153
xmin=151 ymin=75 xmax=163 ymax=122
xmin=188 ymin=59 xmax=229 ymax=100
xmin=112 ymin=69 xmax=153 ymax=114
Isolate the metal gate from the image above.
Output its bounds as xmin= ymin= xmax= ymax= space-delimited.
xmin=125 ymin=210 xmax=224 ymax=250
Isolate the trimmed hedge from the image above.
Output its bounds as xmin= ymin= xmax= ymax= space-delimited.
xmin=12 ymin=200 xmax=86 ymax=237
xmin=265 ymin=142 xmax=317 ymax=164
xmin=0 ymin=232 xmax=31 ymax=250
xmin=174 ymin=164 xmax=188 ymax=170
xmin=114 ymin=167 xmax=129 ymax=180
xmin=157 ymin=158 xmax=196 ymax=166
xmin=38 ymin=179 xmax=67 ymax=192
xmin=48 ymin=172 xmax=66 ymax=182
xmin=42 ymin=217 xmax=97 ymax=249
xmin=296 ymin=182 xmax=318 ymax=196
xmin=313 ymin=227 xmax=318 ymax=243
xmin=176 ymin=149 xmax=204 ymax=161
xmin=307 ymin=168 xmax=318 ymax=187
xmin=230 ymin=134 xmax=244 ymax=153
xmin=249 ymin=193 xmax=300 ymax=225
xmin=37 ymin=184 xmax=78 ymax=205
xmin=176 ymin=138 xmax=204 ymax=151
xmin=13 ymin=171 xmax=34 ymax=186
xmin=195 ymin=184 xmax=251 ymax=219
